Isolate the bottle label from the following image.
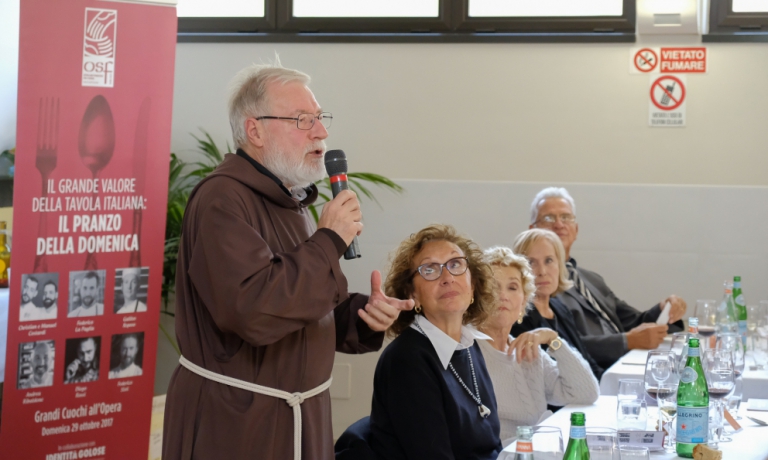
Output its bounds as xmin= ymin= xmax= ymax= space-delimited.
xmin=680 ymin=366 xmax=698 ymax=383
xmin=687 ymin=346 xmax=700 ymax=357
xmin=735 ymin=294 xmax=745 ymax=307
xmin=516 ymin=441 xmax=533 ymax=453
xmin=739 ymin=320 xmax=747 ymax=335
xmin=570 ymin=426 xmax=586 ymax=439
xmin=676 ymin=406 xmax=708 ymax=444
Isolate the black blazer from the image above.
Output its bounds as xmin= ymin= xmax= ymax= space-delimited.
xmin=511 ymin=298 xmax=604 ymax=380
xmin=556 ymin=264 xmax=683 ymax=369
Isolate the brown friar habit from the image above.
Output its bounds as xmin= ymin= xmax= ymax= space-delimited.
xmin=163 ymin=153 xmax=383 ymax=460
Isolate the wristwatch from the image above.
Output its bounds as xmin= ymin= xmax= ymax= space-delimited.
xmin=549 ymin=337 xmax=562 ymax=351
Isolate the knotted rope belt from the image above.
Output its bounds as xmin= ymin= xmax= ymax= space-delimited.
xmin=179 ymin=355 xmax=333 ymax=460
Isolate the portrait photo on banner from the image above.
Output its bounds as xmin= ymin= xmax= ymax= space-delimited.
xmin=19 ymin=272 xmax=59 ymax=322
xmin=17 ymin=340 xmax=55 ymax=390
xmin=67 ymin=269 xmax=106 ymax=318
xmin=63 ymin=336 xmax=101 ymax=384
xmin=113 ymin=267 xmax=149 ymax=314
xmin=108 ymin=332 xmax=144 ymax=379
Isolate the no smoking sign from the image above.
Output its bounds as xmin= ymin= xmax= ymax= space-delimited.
xmin=634 ymin=48 xmax=658 ymax=73
xmin=649 ymin=75 xmax=686 ymax=127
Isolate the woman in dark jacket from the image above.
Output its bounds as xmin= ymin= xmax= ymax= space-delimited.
xmin=510 ymin=228 xmax=603 ymax=380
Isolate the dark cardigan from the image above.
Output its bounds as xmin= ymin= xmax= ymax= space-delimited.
xmin=511 ymin=297 xmax=605 ymax=380
xmin=370 ymin=327 xmax=502 ymax=460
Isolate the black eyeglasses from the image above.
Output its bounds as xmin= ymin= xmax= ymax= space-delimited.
xmin=411 ymin=257 xmax=469 ymax=281
xmin=255 ymin=112 xmax=332 ymax=130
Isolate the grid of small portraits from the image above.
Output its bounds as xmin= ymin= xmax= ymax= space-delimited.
xmin=17 ymin=333 xmax=145 ymax=389
xmin=18 ymin=267 xmax=149 ymax=321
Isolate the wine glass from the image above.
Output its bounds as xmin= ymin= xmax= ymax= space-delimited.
xmin=695 ymin=299 xmax=718 ymax=350
xmin=644 ymin=351 xmax=675 ymax=400
xmin=702 ymin=349 xmax=735 ymax=443
xmin=716 ymin=332 xmax=745 ymax=421
xmin=657 ymin=383 xmax=678 ymax=452
xmin=531 ymin=426 xmax=563 ymax=460
xmin=670 ymin=332 xmax=690 ymax=373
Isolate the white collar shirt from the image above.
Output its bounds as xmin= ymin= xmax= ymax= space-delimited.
xmin=410 ymin=314 xmax=492 ymax=370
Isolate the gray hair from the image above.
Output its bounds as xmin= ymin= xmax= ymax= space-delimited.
xmin=530 ymin=187 xmax=576 ymax=224
xmin=228 ymin=58 xmax=311 ymax=148
xmin=483 ymin=246 xmax=536 ymax=305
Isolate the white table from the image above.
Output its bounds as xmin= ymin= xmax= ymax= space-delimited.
xmin=498 ymin=396 xmax=768 ymax=459
xmin=600 ymin=349 xmax=768 ymax=400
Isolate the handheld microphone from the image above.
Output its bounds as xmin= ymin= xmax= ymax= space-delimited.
xmin=324 ymin=149 xmax=361 ymax=260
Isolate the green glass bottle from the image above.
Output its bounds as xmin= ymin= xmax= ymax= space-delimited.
xmin=716 ymin=281 xmax=738 ymax=335
xmin=676 ymin=337 xmax=709 ymax=458
xmin=563 ymin=412 xmax=589 ymax=460
xmin=732 ymin=276 xmax=747 ymax=348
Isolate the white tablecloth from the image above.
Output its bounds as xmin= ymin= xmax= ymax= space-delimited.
xmin=498 ymin=396 xmax=768 ymax=459
xmin=600 ymin=349 xmax=768 ymax=400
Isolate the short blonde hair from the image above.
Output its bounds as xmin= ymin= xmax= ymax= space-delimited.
xmin=483 ymin=246 xmax=536 ymax=305
xmin=384 ymin=224 xmax=496 ymax=337
xmin=512 ymin=229 xmax=573 ymax=296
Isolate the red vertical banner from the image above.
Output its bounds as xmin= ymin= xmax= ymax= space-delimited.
xmin=1 ymin=1 xmax=176 ymax=458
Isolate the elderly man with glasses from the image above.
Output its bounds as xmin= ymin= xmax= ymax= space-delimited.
xmin=163 ymin=61 xmax=413 ymax=460
xmin=529 ymin=187 xmax=686 ymax=369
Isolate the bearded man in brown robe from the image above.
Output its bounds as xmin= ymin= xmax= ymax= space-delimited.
xmin=163 ymin=62 xmax=413 ymax=460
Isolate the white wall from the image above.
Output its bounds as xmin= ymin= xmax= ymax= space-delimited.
xmin=171 ymin=41 xmax=768 ymax=186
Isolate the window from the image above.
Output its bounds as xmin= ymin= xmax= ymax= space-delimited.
xmin=707 ymin=0 xmax=768 ymax=40
xmin=292 ymin=0 xmax=439 ymax=18
xmin=177 ymin=0 xmax=264 ymax=18
xmin=468 ymin=0 xmax=623 ymax=18
xmin=732 ymin=0 xmax=768 ymax=12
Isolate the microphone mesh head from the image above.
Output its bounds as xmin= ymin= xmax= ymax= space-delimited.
xmin=324 ymin=149 xmax=348 ymax=176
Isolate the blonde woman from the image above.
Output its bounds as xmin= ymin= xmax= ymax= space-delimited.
xmin=511 ymin=228 xmax=603 ymax=380
xmin=477 ymin=246 xmax=599 ymax=445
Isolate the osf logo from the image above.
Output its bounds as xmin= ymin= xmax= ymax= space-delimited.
xmin=82 ymin=8 xmax=117 ymax=88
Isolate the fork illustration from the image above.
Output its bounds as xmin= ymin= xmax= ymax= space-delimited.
xmin=34 ymin=97 xmax=59 ymax=273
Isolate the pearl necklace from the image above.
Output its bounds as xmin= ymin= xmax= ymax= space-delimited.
xmin=413 ymin=320 xmax=491 ymax=419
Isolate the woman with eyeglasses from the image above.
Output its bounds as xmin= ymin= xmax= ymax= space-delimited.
xmin=368 ymin=224 xmax=502 ymax=459
xmin=510 ymin=228 xmax=604 ymax=380
xmin=475 ymin=246 xmax=599 ymax=445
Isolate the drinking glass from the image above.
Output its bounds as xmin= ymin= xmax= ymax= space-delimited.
xmin=702 ymin=349 xmax=735 ymax=443
xmin=748 ymin=303 xmax=768 ymax=370
xmin=586 ymin=427 xmax=619 ymax=460
xmin=716 ymin=332 xmax=745 ymax=420
xmin=656 ymin=383 xmax=678 ymax=452
xmin=619 ymin=379 xmax=645 ymax=401
xmin=531 ymin=426 xmax=563 ymax=460
xmin=695 ymin=299 xmax=718 ymax=350
xmin=619 ymin=446 xmax=650 ymax=460
xmin=617 ymin=398 xmax=648 ymax=430
xmin=644 ymin=351 xmax=675 ymax=402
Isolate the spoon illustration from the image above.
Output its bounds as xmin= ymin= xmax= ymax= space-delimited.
xmin=128 ymin=97 xmax=151 ymax=268
xmin=78 ymin=95 xmax=115 ymax=270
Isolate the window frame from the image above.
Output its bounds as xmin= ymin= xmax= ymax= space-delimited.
xmin=177 ymin=0 xmax=636 ymax=42
xmin=706 ymin=0 xmax=768 ymax=41
xmin=178 ymin=0 xmax=276 ymax=33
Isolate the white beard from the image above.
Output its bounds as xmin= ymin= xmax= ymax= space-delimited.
xmin=262 ymin=138 xmax=327 ymax=189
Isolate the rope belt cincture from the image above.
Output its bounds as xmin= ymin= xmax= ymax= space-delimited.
xmin=179 ymin=355 xmax=333 ymax=460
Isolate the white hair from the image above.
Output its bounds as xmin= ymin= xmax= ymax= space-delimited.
xmin=530 ymin=187 xmax=576 ymax=224
xmin=482 ymin=246 xmax=536 ymax=305
xmin=228 ymin=57 xmax=311 ymax=149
